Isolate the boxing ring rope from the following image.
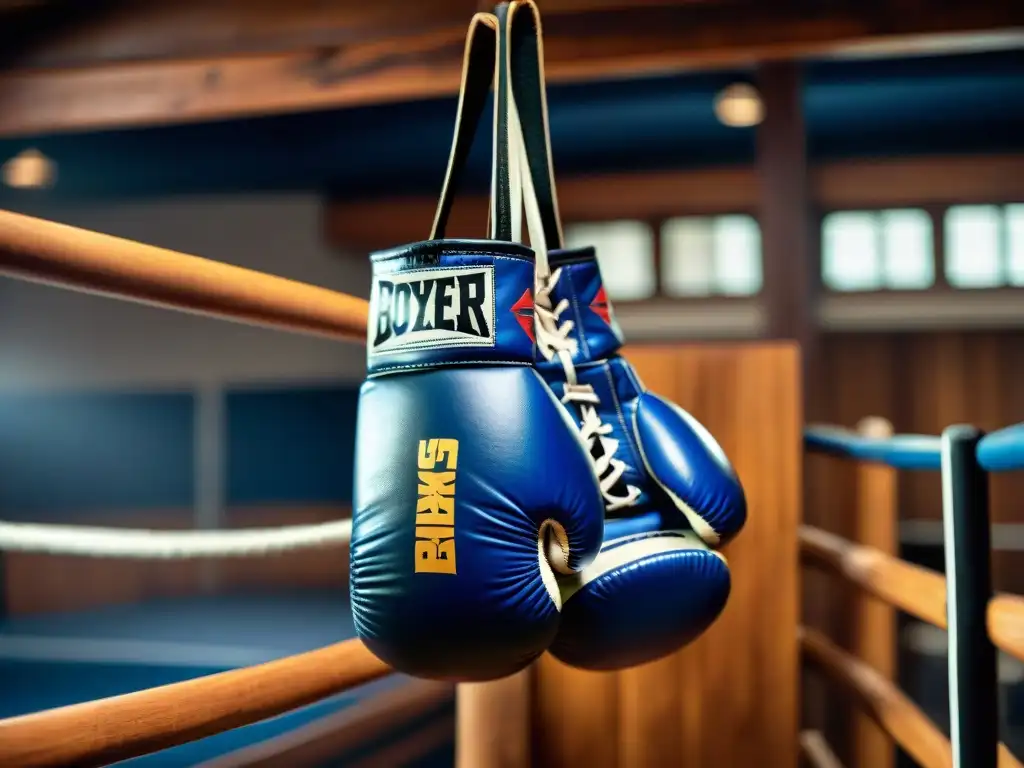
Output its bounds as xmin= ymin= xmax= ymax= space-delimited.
xmin=0 ymin=208 xmax=371 ymax=559
xmin=801 ymin=420 xmax=1024 ymax=768
xmin=0 ymin=208 xmax=405 ymax=766
xmin=804 ymin=425 xmax=941 ymax=470
xmin=0 ymin=637 xmax=391 ymax=767
xmin=801 ymin=525 xmax=1024 ymax=664
xmin=0 ymin=518 xmax=353 ymax=557
xmin=802 ymin=628 xmax=1023 ymax=768
xmin=800 ymin=525 xmax=947 ymax=629
xmin=800 ymin=627 xmax=955 ymax=768
xmin=193 ymin=679 xmax=455 ymax=768
xmin=799 ymin=730 xmax=844 ymax=768
xmin=979 ymin=423 xmax=1024 ymax=472
xmin=0 ymin=210 xmax=368 ymax=342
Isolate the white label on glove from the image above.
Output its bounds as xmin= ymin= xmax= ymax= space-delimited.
xmin=369 ymin=265 xmax=496 ymax=356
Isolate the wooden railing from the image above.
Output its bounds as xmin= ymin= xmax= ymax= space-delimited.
xmin=194 ymin=679 xmax=454 ymax=768
xmin=802 ymin=418 xmax=1024 ymax=768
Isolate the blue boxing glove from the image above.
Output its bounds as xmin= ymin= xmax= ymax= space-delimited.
xmin=350 ymin=9 xmax=606 ymax=683
xmin=502 ymin=0 xmax=746 ymax=671
xmin=350 ymin=240 xmax=605 ymax=681
xmin=534 ymin=247 xmax=746 ymax=670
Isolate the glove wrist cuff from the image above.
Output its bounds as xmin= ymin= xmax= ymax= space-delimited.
xmin=367 ymin=239 xmax=539 ymax=376
xmin=539 ymin=246 xmax=624 ymax=366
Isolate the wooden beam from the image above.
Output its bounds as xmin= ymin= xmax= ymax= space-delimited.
xmin=756 ymin=60 xmax=816 ymax=348
xmin=0 ymin=0 xmax=1021 ymax=137
xmin=8 ymin=0 xmax=1023 ymax=69
xmin=0 ymin=0 xmax=716 ymax=71
xmin=754 ymin=57 xmax=821 ymax=752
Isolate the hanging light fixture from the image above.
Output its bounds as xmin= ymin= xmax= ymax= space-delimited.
xmin=2 ymin=148 xmax=56 ymax=189
xmin=713 ymin=83 xmax=765 ymax=128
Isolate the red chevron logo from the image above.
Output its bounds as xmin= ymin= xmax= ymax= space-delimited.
xmin=589 ymin=285 xmax=613 ymax=326
xmin=511 ymin=288 xmax=535 ymax=343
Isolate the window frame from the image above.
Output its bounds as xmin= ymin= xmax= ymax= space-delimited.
xmin=818 ymin=206 xmax=938 ymax=295
xmin=818 ymin=201 xmax=1024 ymax=298
xmin=942 ymin=202 xmax=1024 ymax=290
xmin=562 ymin=206 xmax=763 ymax=305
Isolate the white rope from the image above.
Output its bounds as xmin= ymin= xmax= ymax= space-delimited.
xmin=0 ymin=518 xmax=351 ymax=558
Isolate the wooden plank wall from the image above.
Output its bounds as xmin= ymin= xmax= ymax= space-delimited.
xmin=518 ymin=343 xmax=802 ymax=768
xmin=3 ymin=506 xmax=351 ymax=615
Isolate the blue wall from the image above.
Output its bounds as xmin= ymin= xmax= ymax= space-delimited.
xmin=226 ymin=385 xmax=359 ymax=506
xmin=0 ymin=385 xmax=360 ymax=519
xmin=0 ymin=392 xmax=194 ymax=519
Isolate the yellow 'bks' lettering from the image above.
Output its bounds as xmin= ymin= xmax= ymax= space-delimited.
xmin=418 ymin=438 xmax=458 ymax=470
xmin=417 ymin=471 xmax=455 ymax=525
xmin=415 ymin=528 xmax=456 ymax=574
xmin=415 ymin=438 xmax=459 ymax=574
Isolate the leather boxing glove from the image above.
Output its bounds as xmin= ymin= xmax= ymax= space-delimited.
xmin=349 ymin=11 xmax=605 ymax=682
xmin=350 ymin=241 xmax=605 ymax=681
xmin=503 ymin=0 xmax=747 ymax=670
xmin=535 ymin=247 xmax=746 ymax=670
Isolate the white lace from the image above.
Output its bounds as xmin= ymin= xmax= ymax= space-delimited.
xmin=533 ymin=269 xmax=642 ymax=512
xmin=507 ymin=97 xmax=640 ymax=513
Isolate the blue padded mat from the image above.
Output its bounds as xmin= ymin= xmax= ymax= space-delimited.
xmin=0 ymin=589 xmax=415 ymax=767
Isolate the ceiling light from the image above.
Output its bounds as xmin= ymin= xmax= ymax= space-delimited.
xmin=2 ymin=148 xmax=56 ymax=189
xmin=714 ymin=83 xmax=764 ymax=128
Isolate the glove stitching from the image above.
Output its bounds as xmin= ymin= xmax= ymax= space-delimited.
xmin=372 ymin=251 xmax=534 ymax=266
xmin=367 ymin=360 xmax=530 ymax=377
xmin=567 ymin=267 xmax=590 ymax=360
xmin=600 ymin=361 xmax=645 ymax=483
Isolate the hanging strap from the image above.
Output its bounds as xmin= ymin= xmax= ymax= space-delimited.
xmin=506 ymin=0 xmax=564 ymax=250
xmin=430 ymin=9 xmax=517 ymax=242
xmin=430 ymin=1 xmax=563 ymax=249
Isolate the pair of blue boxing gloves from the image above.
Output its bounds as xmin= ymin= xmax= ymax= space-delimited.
xmin=348 ymin=0 xmax=747 ymax=682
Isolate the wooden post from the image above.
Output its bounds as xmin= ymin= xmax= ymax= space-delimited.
xmin=851 ymin=417 xmax=897 ymax=768
xmin=756 ymin=61 xmax=822 ymax=749
xmin=756 ymin=61 xmax=816 ymax=370
xmin=455 ymin=670 xmax=531 ymax=768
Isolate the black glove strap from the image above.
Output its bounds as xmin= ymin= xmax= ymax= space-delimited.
xmin=430 ymin=1 xmax=563 ymax=248
xmin=507 ymin=0 xmax=564 ymax=250
xmin=430 ymin=9 xmax=513 ymax=242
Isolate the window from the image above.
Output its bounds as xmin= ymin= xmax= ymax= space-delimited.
xmin=822 ymin=208 xmax=933 ymax=292
xmin=563 ymin=220 xmax=656 ymax=301
xmin=945 ymin=204 xmax=1024 ymax=289
xmin=661 ymin=215 xmax=762 ymax=297
xmin=1010 ymin=204 xmax=1024 ymax=286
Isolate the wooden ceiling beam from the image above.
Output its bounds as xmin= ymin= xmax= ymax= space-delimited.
xmin=0 ymin=0 xmax=1020 ymax=138
xmin=0 ymin=0 xmax=706 ymax=69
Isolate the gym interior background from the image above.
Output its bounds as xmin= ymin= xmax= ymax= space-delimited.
xmin=0 ymin=1 xmax=1022 ymax=766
